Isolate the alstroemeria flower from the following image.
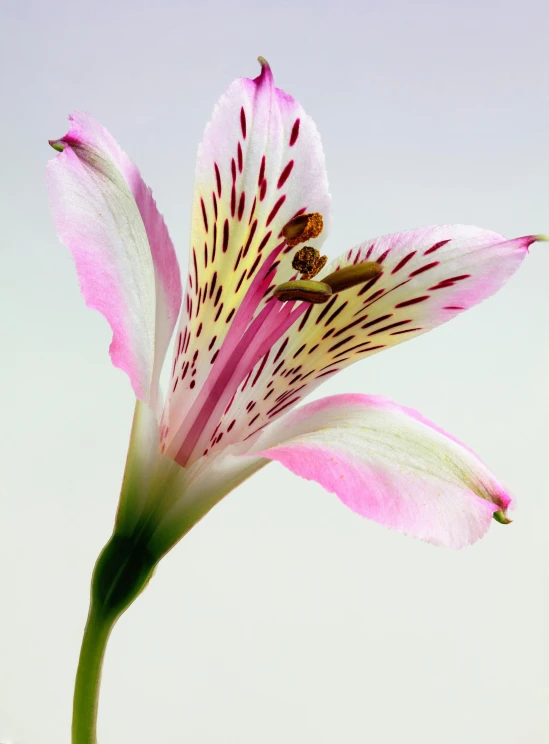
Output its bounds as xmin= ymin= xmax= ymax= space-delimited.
xmin=48 ymin=59 xmax=541 ymax=557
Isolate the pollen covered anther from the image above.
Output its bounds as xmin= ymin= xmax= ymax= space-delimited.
xmin=322 ymin=262 xmax=383 ymax=293
xmin=273 ymin=279 xmax=332 ymax=304
xmin=292 ymin=246 xmax=328 ymax=279
xmin=282 ymin=212 xmax=324 ymax=248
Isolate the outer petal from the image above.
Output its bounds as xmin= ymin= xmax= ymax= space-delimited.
xmin=205 ymin=226 xmax=538 ymax=453
xmin=47 ymin=112 xmax=182 ymax=408
xmin=251 ymin=394 xmax=512 ymax=549
xmin=165 ymin=59 xmax=331 ymax=444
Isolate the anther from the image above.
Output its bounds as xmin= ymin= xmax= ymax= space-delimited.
xmin=292 ymin=246 xmax=328 ymax=279
xmin=322 ymin=262 xmax=383 ymax=293
xmin=273 ymin=279 xmax=332 ymax=304
xmin=282 ymin=213 xmax=324 ymax=248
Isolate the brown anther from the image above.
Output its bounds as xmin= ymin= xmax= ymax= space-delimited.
xmin=292 ymin=246 xmax=328 ymax=280
xmin=322 ymin=262 xmax=383 ymax=293
xmin=273 ymin=279 xmax=332 ymax=304
xmin=282 ymin=212 xmax=324 ymax=248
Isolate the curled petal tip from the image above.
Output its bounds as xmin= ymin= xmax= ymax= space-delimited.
xmin=48 ymin=138 xmax=66 ymax=152
xmin=257 ymin=55 xmax=270 ymax=70
xmin=493 ymin=509 xmax=512 ymax=525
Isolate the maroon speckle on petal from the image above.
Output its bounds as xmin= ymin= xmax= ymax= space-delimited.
xmin=444 ymin=305 xmax=465 ymax=310
xmin=192 ymin=248 xmax=198 ymax=289
xmin=361 ymin=314 xmax=393 ymax=329
xmin=258 ymin=231 xmax=272 ymax=252
xmin=226 ymin=308 xmax=236 ymax=323
xmin=259 ymin=180 xmax=267 ymax=201
xmin=237 ymin=143 xmax=243 ymax=173
xmin=215 ymin=303 xmax=224 ymax=322
xmin=274 ymin=338 xmax=289 ymax=363
xmin=211 ymin=349 xmax=219 ymax=364
xmin=249 ymin=196 xmax=257 ymax=224
xmin=395 ymin=296 xmax=430 ymax=308
xmin=365 ymin=244 xmax=374 ymax=259
xmin=392 ymin=251 xmax=417 ymax=274
xmin=429 ymin=274 xmax=471 ymax=290
xmin=208 ymin=335 xmax=217 ymax=350
xmin=376 ymin=249 xmax=390 ymax=264
xmin=357 ymin=275 xmax=382 ymax=297
xmin=212 ymin=223 xmax=217 ymax=262
xmin=243 ymin=220 xmax=258 ymax=257
xmin=197 ymin=322 xmax=203 ymax=337
xmin=236 ymin=269 xmax=247 ymax=293
xmin=391 ymin=327 xmax=422 ymax=335
xmin=258 ymin=156 xmax=266 ymax=185
xmin=214 ymin=162 xmax=222 ymax=197
xmin=210 ymin=272 xmax=217 ymax=298
xmin=200 ymin=198 xmax=208 ymax=233
xmin=252 ymin=351 xmax=270 ymax=386
xmin=231 ymin=158 xmax=237 ymax=183
xmin=424 ymin=239 xmax=451 ymax=255
xmin=212 ymin=192 xmax=218 ymax=220
xmin=222 ymin=219 xmax=230 ymax=252
xmin=238 ymin=191 xmax=246 ymax=221
xmin=228 ymin=419 xmax=236 ymax=432
xmin=231 ymin=184 xmax=236 ymax=217
xmin=409 ymin=261 xmax=439 ymax=277
xmin=190 ymin=380 xmax=196 ymax=389
xmin=289 ymin=118 xmax=300 ymax=146
xmin=247 ymin=254 xmax=262 ymax=279
xmin=214 ymin=286 xmax=223 ymax=307
xmin=370 ymin=320 xmax=412 ymax=335
xmin=277 ymin=160 xmax=294 ymax=189
xmin=240 ymin=107 xmax=247 ymax=139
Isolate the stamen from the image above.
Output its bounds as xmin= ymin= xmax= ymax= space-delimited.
xmin=322 ymin=262 xmax=383 ymax=293
xmin=273 ymin=279 xmax=332 ymax=304
xmin=282 ymin=213 xmax=324 ymax=248
xmin=292 ymin=246 xmax=328 ymax=279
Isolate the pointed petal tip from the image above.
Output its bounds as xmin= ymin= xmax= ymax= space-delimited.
xmin=48 ymin=138 xmax=66 ymax=152
xmin=255 ymin=56 xmax=273 ymax=85
xmin=493 ymin=509 xmax=512 ymax=525
xmin=533 ymin=233 xmax=549 ymax=243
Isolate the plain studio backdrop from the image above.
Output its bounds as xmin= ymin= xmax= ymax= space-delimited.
xmin=1 ymin=0 xmax=548 ymax=742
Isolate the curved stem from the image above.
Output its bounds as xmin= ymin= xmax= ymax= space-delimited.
xmin=72 ymin=602 xmax=116 ymax=744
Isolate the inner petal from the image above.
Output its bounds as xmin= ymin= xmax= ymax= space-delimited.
xmin=162 ymin=60 xmax=331 ymax=454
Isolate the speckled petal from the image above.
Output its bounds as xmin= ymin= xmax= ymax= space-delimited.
xmin=193 ymin=225 xmax=538 ymax=456
xmin=251 ymin=394 xmax=512 ymax=548
xmin=164 ymin=59 xmax=331 ymax=458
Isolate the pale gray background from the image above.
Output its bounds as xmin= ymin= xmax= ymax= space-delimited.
xmin=1 ymin=0 xmax=548 ymax=742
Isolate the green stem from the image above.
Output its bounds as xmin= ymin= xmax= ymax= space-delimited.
xmin=71 ymin=534 xmax=157 ymax=744
xmin=72 ymin=602 xmax=116 ymax=744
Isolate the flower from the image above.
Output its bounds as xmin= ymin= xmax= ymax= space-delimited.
xmin=47 ymin=58 xmax=542 ymax=559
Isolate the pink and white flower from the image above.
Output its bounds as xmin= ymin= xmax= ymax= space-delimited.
xmin=47 ymin=59 xmax=542 ymax=554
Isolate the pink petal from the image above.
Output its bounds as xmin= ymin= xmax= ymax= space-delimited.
xmin=251 ymin=394 xmax=513 ymax=548
xmin=164 ymin=59 xmax=331 ymax=450
xmin=47 ymin=112 xmax=182 ymax=407
xmin=208 ymin=226 xmax=538 ymax=449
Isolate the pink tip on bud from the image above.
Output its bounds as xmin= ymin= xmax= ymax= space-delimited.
xmin=48 ymin=139 xmax=66 ymax=152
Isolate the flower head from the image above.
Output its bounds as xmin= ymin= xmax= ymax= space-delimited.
xmin=47 ymin=59 xmax=543 ymax=555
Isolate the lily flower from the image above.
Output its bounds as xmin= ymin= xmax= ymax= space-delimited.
xmin=48 ymin=58 xmax=543 ymax=743
xmin=48 ymin=58 xmax=543 ymax=562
